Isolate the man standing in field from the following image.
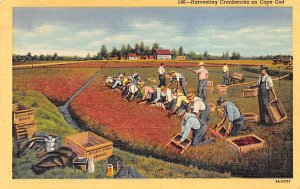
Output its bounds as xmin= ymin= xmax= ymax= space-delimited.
xmin=187 ymin=93 xmax=211 ymax=123
xmin=222 ymin=63 xmax=229 ymax=85
xmin=216 ymin=97 xmax=246 ymax=136
xmin=158 ymin=63 xmax=166 ymax=87
xmin=195 ymin=62 xmax=208 ymax=101
xmin=257 ymin=65 xmax=277 ymax=126
xmin=167 ymin=71 xmax=188 ymax=96
xmin=175 ymin=109 xmax=214 ymax=146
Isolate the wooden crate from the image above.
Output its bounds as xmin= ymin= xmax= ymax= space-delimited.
xmin=13 ymin=121 xmax=36 ymax=140
xmin=230 ymin=72 xmax=244 ymax=81
xmin=226 ymin=134 xmax=266 ymax=154
xmin=243 ymin=88 xmax=258 ymax=98
xmin=208 ymin=103 xmax=216 ymax=112
xmin=65 ymin=131 xmax=113 ymax=162
xmin=266 ymin=99 xmax=287 ymax=123
xmin=207 ymin=80 xmax=214 ymax=87
xmin=217 ymin=85 xmax=228 ymax=94
xmin=165 ymin=133 xmax=191 ymax=155
xmin=243 ymin=112 xmax=258 ymax=123
xmin=12 ymin=103 xmax=35 ymax=125
xmin=206 ymin=86 xmax=214 ymax=94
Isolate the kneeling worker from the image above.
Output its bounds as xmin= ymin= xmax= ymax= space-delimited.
xmin=216 ymin=97 xmax=246 ymax=136
xmin=175 ymin=109 xmax=215 ymax=146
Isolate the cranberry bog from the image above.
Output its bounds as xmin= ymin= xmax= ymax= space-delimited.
xmin=13 ymin=68 xmax=98 ymax=105
xmin=13 ymin=62 xmax=293 ymax=177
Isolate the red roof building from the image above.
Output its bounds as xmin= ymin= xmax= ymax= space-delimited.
xmin=154 ymin=49 xmax=172 ymax=60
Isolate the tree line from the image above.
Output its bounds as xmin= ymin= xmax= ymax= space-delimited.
xmin=13 ymin=41 xmax=278 ymax=62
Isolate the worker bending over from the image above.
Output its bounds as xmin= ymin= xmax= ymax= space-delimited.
xmin=167 ymin=71 xmax=188 ymax=96
xmin=187 ymin=93 xmax=211 ymax=123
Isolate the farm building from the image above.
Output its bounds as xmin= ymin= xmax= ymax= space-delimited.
xmin=154 ymin=49 xmax=172 ymax=60
xmin=127 ymin=53 xmax=138 ymax=60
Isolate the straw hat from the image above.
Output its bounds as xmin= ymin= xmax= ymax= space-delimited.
xmin=169 ymin=71 xmax=175 ymax=75
xmin=187 ymin=93 xmax=195 ymax=100
xmin=176 ymin=109 xmax=186 ymax=118
xmin=199 ymin=62 xmax=205 ymax=66
xmin=171 ymin=88 xmax=177 ymax=93
xmin=152 ymin=86 xmax=158 ymax=90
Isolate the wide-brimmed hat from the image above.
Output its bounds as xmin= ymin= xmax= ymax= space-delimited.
xmin=259 ymin=65 xmax=268 ymax=70
xmin=187 ymin=93 xmax=195 ymax=100
xmin=161 ymin=86 xmax=167 ymax=92
xmin=199 ymin=62 xmax=205 ymax=66
xmin=176 ymin=109 xmax=186 ymax=118
xmin=152 ymin=86 xmax=158 ymax=90
xmin=216 ymin=96 xmax=225 ymax=106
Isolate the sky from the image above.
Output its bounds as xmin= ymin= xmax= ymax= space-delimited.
xmin=13 ymin=8 xmax=292 ymax=57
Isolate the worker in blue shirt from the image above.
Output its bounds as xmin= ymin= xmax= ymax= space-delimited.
xmin=216 ymin=97 xmax=246 ymax=136
xmin=175 ymin=109 xmax=215 ymax=146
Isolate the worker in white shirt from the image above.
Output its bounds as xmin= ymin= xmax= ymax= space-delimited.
xmin=222 ymin=63 xmax=229 ymax=85
xmin=167 ymin=71 xmax=188 ymax=96
xmin=158 ymin=63 xmax=166 ymax=87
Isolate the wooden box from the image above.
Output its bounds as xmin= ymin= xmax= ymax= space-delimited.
xmin=12 ymin=103 xmax=35 ymax=125
xmin=226 ymin=134 xmax=266 ymax=154
xmin=65 ymin=131 xmax=113 ymax=162
xmin=208 ymin=103 xmax=216 ymax=112
xmin=207 ymin=80 xmax=214 ymax=87
xmin=108 ymin=155 xmax=123 ymax=172
xmin=230 ymin=72 xmax=244 ymax=80
xmin=13 ymin=121 xmax=36 ymax=140
xmin=243 ymin=88 xmax=258 ymax=98
xmin=243 ymin=112 xmax=258 ymax=123
xmin=266 ymin=99 xmax=287 ymax=123
xmin=72 ymin=157 xmax=88 ymax=172
xmin=165 ymin=133 xmax=191 ymax=155
xmin=206 ymin=87 xmax=214 ymax=94
xmin=217 ymin=85 xmax=228 ymax=94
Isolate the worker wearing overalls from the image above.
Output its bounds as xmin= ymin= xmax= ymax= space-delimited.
xmin=158 ymin=63 xmax=166 ymax=87
xmin=216 ymin=97 xmax=246 ymax=136
xmin=222 ymin=63 xmax=229 ymax=85
xmin=167 ymin=71 xmax=188 ymax=96
xmin=175 ymin=109 xmax=215 ymax=146
xmin=195 ymin=62 xmax=208 ymax=101
xmin=257 ymin=65 xmax=277 ymax=125
xmin=170 ymin=90 xmax=191 ymax=115
xmin=187 ymin=93 xmax=211 ymax=123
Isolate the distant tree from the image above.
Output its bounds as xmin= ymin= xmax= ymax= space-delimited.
xmin=39 ymin=54 xmax=45 ymax=61
xmin=134 ymin=43 xmax=141 ymax=55
xmin=203 ymin=50 xmax=210 ymax=60
xmin=33 ymin=55 xmax=39 ymax=61
xmin=127 ymin=44 xmax=134 ymax=53
xmin=140 ymin=41 xmax=145 ymax=55
xmin=171 ymin=48 xmax=178 ymax=58
xmin=100 ymin=44 xmax=108 ymax=60
xmin=26 ymin=52 xmax=32 ymax=61
xmin=86 ymin=53 xmax=91 ymax=60
xmin=187 ymin=51 xmax=197 ymax=60
xmin=144 ymin=46 xmax=152 ymax=56
xmin=110 ymin=47 xmax=118 ymax=58
xmin=236 ymin=52 xmax=241 ymax=60
xmin=231 ymin=51 xmax=237 ymax=60
xmin=120 ymin=44 xmax=126 ymax=57
xmin=45 ymin=54 xmax=52 ymax=61
xmin=152 ymin=42 xmax=160 ymax=51
xmin=52 ymin=52 xmax=58 ymax=61
xmin=178 ymin=46 xmax=184 ymax=56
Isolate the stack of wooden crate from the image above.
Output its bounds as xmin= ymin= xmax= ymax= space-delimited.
xmin=206 ymin=80 xmax=214 ymax=94
xmin=217 ymin=85 xmax=228 ymax=94
xmin=12 ymin=103 xmax=36 ymax=140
